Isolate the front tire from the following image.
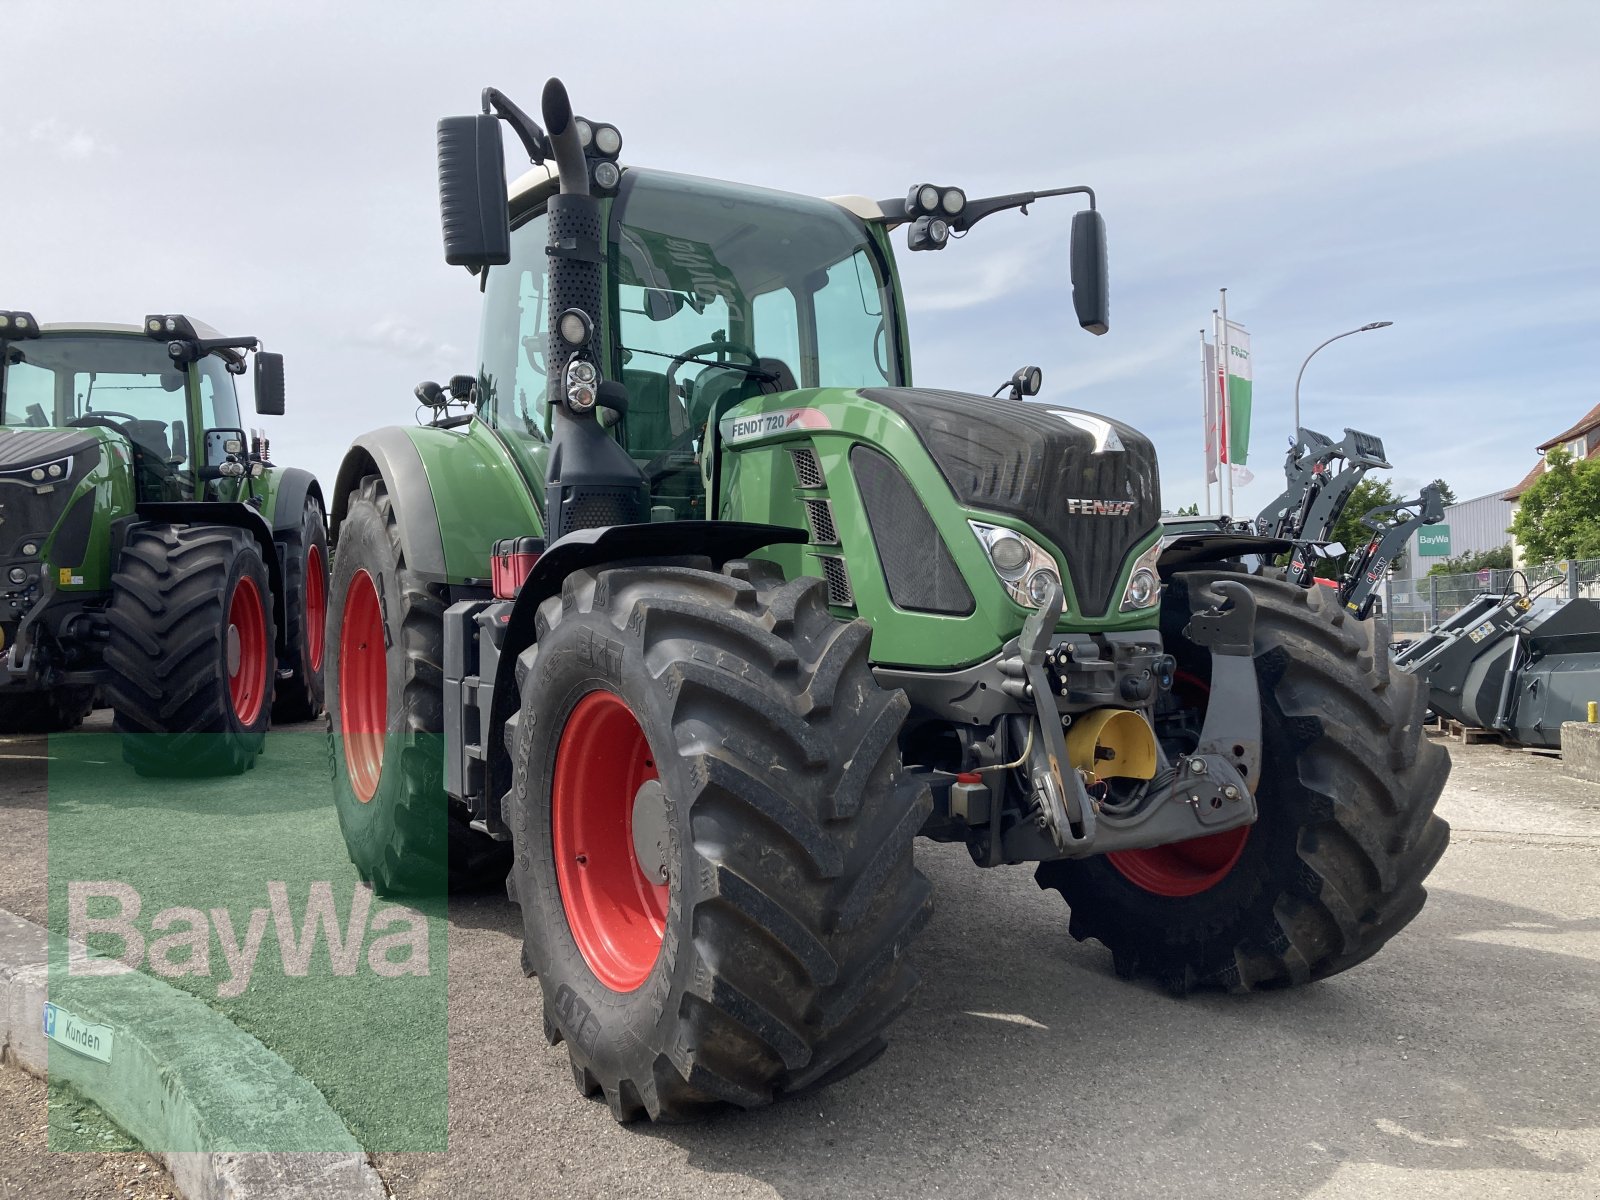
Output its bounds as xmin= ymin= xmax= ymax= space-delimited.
xmin=1037 ymin=569 xmax=1450 ymax=993
xmin=104 ymin=524 xmax=275 ymax=776
xmin=0 ymin=686 xmax=94 ymax=735
xmin=272 ymin=498 xmax=329 ymax=723
xmin=508 ymin=561 xmax=931 ymax=1121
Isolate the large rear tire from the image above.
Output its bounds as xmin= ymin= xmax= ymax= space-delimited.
xmin=1037 ymin=569 xmax=1450 ymax=994
xmin=507 ymin=561 xmax=931 ymax=1121
xmin=104 ymin=524 xmax=275 ymax=776
xmin=272 ymin=498 xmax=329 ymax=723
xmin=325 ymin=475 xmax=508 ymax=896
xmin=0 ymin=686 xmax=94 ymax=735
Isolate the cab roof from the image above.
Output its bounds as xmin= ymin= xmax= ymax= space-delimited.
xmin=505 ymin=163 xmax=890 ymax=223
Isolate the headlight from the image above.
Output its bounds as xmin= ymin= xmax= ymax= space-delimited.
xmin=970 ymin=521 xmax=1066 ymax=610
xmin=1118 ymin=540 xmax=1164 ymax=612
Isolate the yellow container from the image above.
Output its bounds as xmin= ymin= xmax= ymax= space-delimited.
xmin=1066 ymin=707 xmax=1159 ymax=783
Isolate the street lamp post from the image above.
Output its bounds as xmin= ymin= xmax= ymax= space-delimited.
xmin=1292 ymin=321 xmax=1394 ymax=434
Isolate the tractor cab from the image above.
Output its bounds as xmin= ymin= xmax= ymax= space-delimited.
xmin=476 ymin=166 xmax=907 ymax=519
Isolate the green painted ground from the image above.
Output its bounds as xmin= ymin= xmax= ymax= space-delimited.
xmin=45 ymin=733 xmax=447 ymax=1152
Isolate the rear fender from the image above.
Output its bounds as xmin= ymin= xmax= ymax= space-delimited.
xmin=329 ymin=422 xmax=544 ymax=585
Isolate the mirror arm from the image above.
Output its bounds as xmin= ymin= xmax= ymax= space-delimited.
xmin=953 ymin=184 xmax=1096 ymax=233
xmin=482 ymin=87 xmax=551 ymax=164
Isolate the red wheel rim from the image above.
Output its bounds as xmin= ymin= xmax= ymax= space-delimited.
xmin=552 ymin=691 xmax=668 ymax=993
xmin=339 ymin=569 xmax=386 ymax=803
xmin=1105 ymin=669 xmax=1250 ymax=897
xmin=226 ymin=574 xmax=269 ymax=726
xmin=306 ymin=542 xmax=327 ymax=673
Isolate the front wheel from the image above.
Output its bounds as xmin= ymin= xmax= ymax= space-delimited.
xmin=1037 ymin=570 xmax=1450 ymax=994
xmin=508 ymin=560 xmax=931 ymax=1121
xmin=272 ymin=498 xmax=329 ymax=722
xmin=0 ymin=686 xmax=95 ymax=735
xmin=104 ymin=524 xmax=276 ymax=776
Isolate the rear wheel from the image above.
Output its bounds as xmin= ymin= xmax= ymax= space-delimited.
xmin=325 ymin=475 xmax=508 ymax=895
xmin=508 ymin=560 xmax=931 ymax=1121
xmin=272 ymin=498 xmax=329 ymax=722
xmin=0 ymin=686 xmax=94 ymax=735
xmin=1037 ymin=569 xmax=1450 ymax=993
xmin=104 ymin=524 xmax=275 ymax=776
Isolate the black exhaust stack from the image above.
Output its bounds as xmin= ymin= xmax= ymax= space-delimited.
xmin=539 ymin=78 xmax=648 ymax=540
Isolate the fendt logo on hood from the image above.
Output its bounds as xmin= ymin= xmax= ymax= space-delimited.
xmin=1064 ymin=498 xmax=1136 ymax=517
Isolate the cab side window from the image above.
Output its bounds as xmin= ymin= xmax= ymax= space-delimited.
xmin=479 ymin=211 xmax=551 ymax=442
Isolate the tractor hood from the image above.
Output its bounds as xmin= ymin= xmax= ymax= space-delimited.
xmin=859 ymin=389 xmax=1161 ymax=616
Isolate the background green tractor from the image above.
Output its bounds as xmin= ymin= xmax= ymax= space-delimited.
xmin=0 ymin=313 xmax=327 ymax=772
xmin=325 ymin=79 xmax=1449 ymax=1121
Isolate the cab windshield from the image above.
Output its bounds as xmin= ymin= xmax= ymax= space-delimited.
xmin=611 ymin=170 xmax=901 ymax=452
xmin=0 ymin=334 xmax=238 ymax=500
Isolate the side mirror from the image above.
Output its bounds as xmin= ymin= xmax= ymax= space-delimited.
xmin=254 ymin=352 xmax=285 ymax=416
xmin=1070 ymin=209 xmax=1109 ymax=336
xmin=437 ymin=114 xmax=511 ymax=270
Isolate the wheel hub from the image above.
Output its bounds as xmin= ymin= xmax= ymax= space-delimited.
xmin=552 ymin=691 xmax=668 ymax=993
xmin=631 ymin=779 xmax=670 ymax=885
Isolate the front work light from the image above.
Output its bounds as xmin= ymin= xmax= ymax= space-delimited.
xmin=557 ymin=308 xmax=593 ymax=347
xmin=0 ymin=311 xmax=41 ymax=338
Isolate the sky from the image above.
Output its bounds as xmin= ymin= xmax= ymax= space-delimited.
xmin=4 ymin=0 xmax=1598 ymax=518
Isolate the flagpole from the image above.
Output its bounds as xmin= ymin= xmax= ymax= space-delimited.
xmin=1211 ymin=309 xmax=1222 ymax=516
xmin=1219 ymin=287 xmax=1232 ymax=518
xmin=1200 ymin=328 xmax=1212 ymax=515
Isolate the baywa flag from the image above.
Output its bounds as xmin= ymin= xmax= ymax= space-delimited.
xmin=1222 ymin=320 xmax=1252 ymax=466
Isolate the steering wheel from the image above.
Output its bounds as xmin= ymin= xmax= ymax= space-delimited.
xmin=664 ymin=338 xmax=761 ymax=434
xmin=66 ymin=410 xmax=141 ymax=428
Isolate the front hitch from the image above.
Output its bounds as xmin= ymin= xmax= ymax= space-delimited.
xmin=1000 ymin=576 xmax=1260 ymax=862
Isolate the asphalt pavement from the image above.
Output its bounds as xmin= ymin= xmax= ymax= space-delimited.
xmin=4 ymin=716 xmax=1598 ymax=1199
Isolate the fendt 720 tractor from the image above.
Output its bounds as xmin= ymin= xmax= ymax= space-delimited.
xmin=326 ymin=79 xmax=1449 ymax=1121
xmin=0 ymin=313 xmax=327 ymax=772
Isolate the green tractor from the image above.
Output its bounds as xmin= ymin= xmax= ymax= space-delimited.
xmin=325 ymin=79 xmax=1450 ymax=1121
xmin=0 ymin=313 xmax=327 ymax=772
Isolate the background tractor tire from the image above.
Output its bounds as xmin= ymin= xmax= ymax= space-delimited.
xmin=507 ymin=560 xmax=932 ymax=1122
xmin=104 ymin=524 xmax=276 ymax=777
xmin=272 ymin=497 xmax=329 ymax=723
xmin=325 ymin=475 xmax=509 ymax=896
xmin=0 ymin=686 xmax=95 ymax=734
xmin=1037 ymin=569 xmax=1450 ymax=994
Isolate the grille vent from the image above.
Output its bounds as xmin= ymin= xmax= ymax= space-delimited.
xmin=817 ymin=555 xmax=855 ymax=608
xmin=562 ymin=488 xmax=638 ymax=531
xmin=789 ymin=446 xmax=825 ymax=489
xmin=803 ymin=499 xmax=839 ymax=545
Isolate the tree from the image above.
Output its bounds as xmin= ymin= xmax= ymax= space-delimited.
xmin=1175 ymin=502 xmax=1200 ymax=516
xmin=1427 ymin=545 xmax=1512 ymax=577
xmin=1509 ymin=448 xmax=1600 ymax=563
xmin=1430 ymin=478 xmax=1457 ymax=507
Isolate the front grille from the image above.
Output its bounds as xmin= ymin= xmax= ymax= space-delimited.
xmin=817 ymin=555 xmax=854 ymax=608
xmin=850 ymin=445 xmax=975 ymax=616
xmin=559 ymin=487 xmax=639 ymax=533
xmin=789 ymin=446 xmax=825 ymax=489
xmin=860 ymin=389 xmax=1160 ymax=616
xmin=0 ymin=431 xmax=102 ymax=559
xmin=803 ymin=499 xmax=838 ymax=545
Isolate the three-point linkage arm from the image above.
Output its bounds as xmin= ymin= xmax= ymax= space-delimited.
xmin=1337 ymin=482 xmax=1446 ymax=619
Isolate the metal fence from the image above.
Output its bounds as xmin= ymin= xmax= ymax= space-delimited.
xmin=1386 ymin=558 xmax=1600 ymax=637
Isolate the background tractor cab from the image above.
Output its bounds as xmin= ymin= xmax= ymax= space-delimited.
xmin=0 ymin=312 xmax=326 ymax=762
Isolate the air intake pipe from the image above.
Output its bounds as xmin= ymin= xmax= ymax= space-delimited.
xmin=540 ymin=77 xmax=648 ymax=539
